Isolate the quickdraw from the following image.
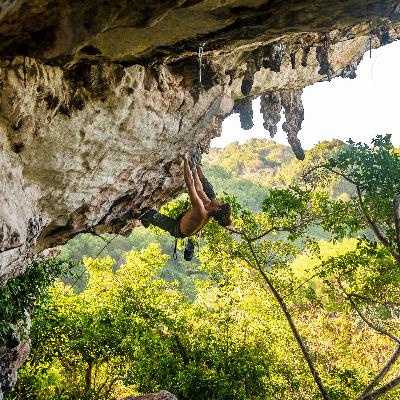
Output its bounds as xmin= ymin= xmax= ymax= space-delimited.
xmin=198 ymin=43 xmax=205 ymax=83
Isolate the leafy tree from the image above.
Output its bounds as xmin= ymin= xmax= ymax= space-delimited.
xmin=9 ymin=246 xmax=278 ymax=400
xmin=198 ymin=134 xmax=400 ymax=400
xmin=0 ymin=257 xmax=78 ymax=347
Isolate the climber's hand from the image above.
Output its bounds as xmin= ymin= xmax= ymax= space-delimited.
xmin=183 ymin=154 xmax=194 ymax=169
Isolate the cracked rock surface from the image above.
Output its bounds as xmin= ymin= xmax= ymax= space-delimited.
xmin=123 ymin=391 xmax=178 ymax=400
xmin=1 ymin=0 xmax=400 ymax=394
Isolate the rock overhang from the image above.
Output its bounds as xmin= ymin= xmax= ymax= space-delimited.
xmin=1 ymin=0 xmax=399 ymax=281
xmin=0 ymin=0 xmax=399 ymax=281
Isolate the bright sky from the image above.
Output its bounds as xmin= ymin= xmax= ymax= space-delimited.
xmin=212 ymin=40 xmax=400 ymax=149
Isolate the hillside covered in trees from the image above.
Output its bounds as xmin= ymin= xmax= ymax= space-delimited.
xmin=3 ymin=135 xmax=400 ymax=400
xmin=203 ymin=138 xmax=353 ymax=206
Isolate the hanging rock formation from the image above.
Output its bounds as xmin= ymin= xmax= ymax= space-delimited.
xmin=260 ymin=92 xmax=282 ymax=138
xmin=1 ymin=0 xmax=400 ymax=394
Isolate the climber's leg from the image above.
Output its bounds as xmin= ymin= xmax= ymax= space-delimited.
xmin=140 ymin=208 xmax=184 ymax=238
xmin=195 ymin=164 xmax=217 ymax=201
xmin=200 ymin=176 xmax=216 ymax=201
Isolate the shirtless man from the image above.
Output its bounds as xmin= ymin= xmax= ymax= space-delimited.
xmin=140 ymin=155 xmax=231 ymax=238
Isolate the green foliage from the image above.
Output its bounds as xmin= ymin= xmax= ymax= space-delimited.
xmin=205 ymin=139 xmax=294 ymax=181
xmin=0 ymin=257 xmax=78 ymax=344
xmin=9 ymin=246 xmax=282 ymax=400
xmin=60 ymin=226 xmax=205 ymax=299
xmin=202 ymin=164 xmax=268 ymax=211
xmin=204 ymin=138 xmax=350 ymax=198
xmin=9 ymin=135 xmax=400 ymax=400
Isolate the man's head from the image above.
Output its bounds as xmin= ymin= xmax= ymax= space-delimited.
xmin=208 ymin=200 xmax=231 ymax=227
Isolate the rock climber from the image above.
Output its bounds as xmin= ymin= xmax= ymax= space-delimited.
xmin=140 ymin=155 xmax=231 ymax=238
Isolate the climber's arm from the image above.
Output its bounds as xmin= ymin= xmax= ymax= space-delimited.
xmin=184 ymin=157 xmax=206 ymax=216
xmin=192 ymin=164 xmax=211 ymax=204
xmin=196 ymin=165 xmax=216 ymax=200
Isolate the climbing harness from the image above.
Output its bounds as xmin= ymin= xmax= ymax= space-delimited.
xmin=198 ymin=43 xmax=205 ymax=83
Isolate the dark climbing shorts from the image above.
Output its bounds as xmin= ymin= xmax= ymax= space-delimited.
xmin=140 ymin=209 xmax=186 ymax=238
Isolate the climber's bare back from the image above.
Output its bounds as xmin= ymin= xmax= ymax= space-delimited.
xmin=179 ymin=208 xmax=210 ymax=237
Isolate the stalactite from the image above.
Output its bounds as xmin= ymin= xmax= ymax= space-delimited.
xmin=234 ymin=97 xmax=254 ymax=130
xmin=241 ymin=59 xmax=257 ymax=96
xmin=316 ymin=35 xmax=333 ymax=80
xmin=281 ymin=89 xmax=305 ymax=160
xmin=301 ymin=46 xmax=311 ymax=67
xmin=260 ymin=89 xmax=305 ymax=160
xmin=260 ymin=92 xmax=282 ymax=137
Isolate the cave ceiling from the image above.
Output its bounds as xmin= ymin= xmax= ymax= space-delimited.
xmin=0 ymin=0 xmax=399 ymax=280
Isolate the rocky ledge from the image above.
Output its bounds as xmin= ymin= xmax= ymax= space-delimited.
xmin=123 ymin=390 xmax=178 ymax=400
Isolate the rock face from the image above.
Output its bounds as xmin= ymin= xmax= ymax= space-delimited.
xmin=0 ymin=0 xmax=400 ymax=394
xmin=0 ymin=57 xmax=232 ymax=285
xmin=123 ymin=390 xmax=178 ymax=400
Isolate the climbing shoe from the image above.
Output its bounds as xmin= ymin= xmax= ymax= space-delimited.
xmin=184 ymin=238 xmax=195 ymax=261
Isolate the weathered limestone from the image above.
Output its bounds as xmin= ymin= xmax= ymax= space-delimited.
xmin=0 ymin=57 xmax=232 ymax=286
xmin=123 ymin=390 xmax=178 ymax=400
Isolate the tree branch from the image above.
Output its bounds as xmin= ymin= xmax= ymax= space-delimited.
xmin=282 ymin=268 xmax=326 ymax=300
xmin=104 ymin=377 xmax=119 ymax=398
xmin=237 ymin=260 xmax=271 ymax=292
xmin=361 ymin=374 xmax=400 ymax=400
xmin=225 ymin=226 xmax=244 ymax=236
xmin=339 ymin=282 xmax=400 ymax=345
xmin=303 ymin=164 xmax=361 ymax=187
xmin=358 ymin=345 xmax=400 ymax=399
xmin=96 ymin=375 xmax=110 ymax=397
xmin=393 ymin=195 xmax=400 ymax=254
xmin=84 ymin=358 xmax=93 ymax=397
xmin=245 ymin=239 xmax=331 ymax=400
xmin=348 ymin=292 xmax=400 ymax=312
xmin=339 ymin=282 xmax=400 ymax=399
xmin=173 ymin=333 xmax=190 ymax=366
xmin=305 ymin=164 xmax=400 ymax=263
xmin=355 ymin=186 xmax=390 ymax=248
xmin=248 ymin=226 xmax=288 ymax=242
xmin=225 ymin=226 xmax=289 ymax=242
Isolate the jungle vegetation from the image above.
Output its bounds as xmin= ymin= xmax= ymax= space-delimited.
xmin=3 ymin=135 xmax=400 ymax=400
